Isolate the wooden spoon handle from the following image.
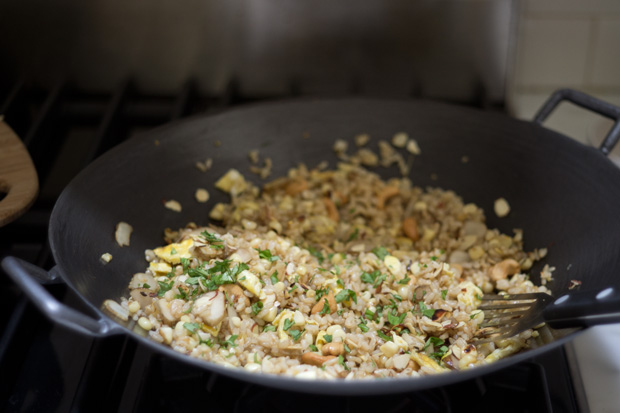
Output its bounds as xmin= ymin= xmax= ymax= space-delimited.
xmin=0 ymin=118 xmax=39 ymax=227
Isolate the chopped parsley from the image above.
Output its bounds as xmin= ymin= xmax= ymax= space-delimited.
xmin=183 ymin=322 xmax=200 ymax=333
xmin=397 ymin=277 xmax=411 ymax=285
xmin=157 ymin=280 xmax=174 ymax=297
xmin=319 ymin=299 xmax=331 ymax=315
xmin=142 ymin=283 xmax=151 ymax=289
xmin=201 ymin=230 xmax=224 ymax=249
xmin=283 ymin=318 xmax=294 ymax=331
xmin=263 ymin=325 xmax=276 ymax=332
xmin=430 ymin=256 xmax=437 ymax=261
xmin=289 ymin=329 xmax=303 ymax=341
xmin=187 ymin=260 xmax=249 ymax=291
xmin=441 ymin=289 xmax=448 ymax=300
xmin=360 ymin=270 xmax=386 ymax=287
xmin=180 ymin=257 xmax=190 ymax=273
xmin=424 ymin=337 xmax=449 ymax=361
xmin=309 ymin=344 xmax=318 ymax=352
xmin=308 ymin=246 xmax=325 ymax=264
xmin=315 ymin=287 xmax=329 ymax=301
xmin=419 ymin=302 xmax=436 ymax=318
xmin=270 ymin=270 xmax=279 ymax=285
xmin=220 ymin=335 xmax=238 ymax=348
xmin=377 ymin=331 xmax=392 ymax=341
xmin=335 ymin=289 xmax=357 ymax=304
xmin=200 ymin=338 xmax=214 ymax=347
xmin=387 ymin=311 xmax=406 ymax=326
xmin=346 ymin=228 xmax=359 ymax=242
xmin=424 ymin=336 xmax=444 ymax=351
xmin=251 ymin=301 xmax=264 ymax=315
xmin=323 ymin=334 xmax=333 ymax=343
xmin=256 ymin=248 xmax=280 ymax=262
xmin=371 ymin=246 xmax=389 ymax=261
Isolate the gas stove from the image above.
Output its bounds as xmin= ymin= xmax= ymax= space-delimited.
xmin=0 ymin=80 xmax=587 ymax=412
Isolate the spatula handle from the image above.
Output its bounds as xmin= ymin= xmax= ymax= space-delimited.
xmin=543 ymin=287 xmax=620 ymax=329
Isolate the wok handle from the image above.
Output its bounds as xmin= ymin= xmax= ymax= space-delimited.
xmin=543 ymin=287 xmax=620 ymax=329
xmin=1 ymin=256 xmax=123 ymax=337
xmin=533 ymin=88 xmax=620 ymax=155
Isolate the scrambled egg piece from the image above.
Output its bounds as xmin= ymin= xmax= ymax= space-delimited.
xmin=238 ymin=270 xmax=262 ymax=296
xmin=153 ymin=239 xmax=194 ymax=265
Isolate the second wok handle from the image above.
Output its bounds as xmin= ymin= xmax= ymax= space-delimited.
xmin=543 ymin=287 xmax=620 ymax=329
xmin=533 ymin=89 xmax=620 ymax=155
xmin=1 ymin=256 xmax=123 ymax=337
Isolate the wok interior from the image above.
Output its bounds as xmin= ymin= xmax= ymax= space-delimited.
xmin=51 ymin=98 xmax=620 ymax=345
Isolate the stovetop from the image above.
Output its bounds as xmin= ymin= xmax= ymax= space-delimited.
xmin=0 ymin=79 xmax=585 ymax=412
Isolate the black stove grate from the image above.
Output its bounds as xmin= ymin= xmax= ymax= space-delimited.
xmin=0 ymin=80 xmax=580 ymax=412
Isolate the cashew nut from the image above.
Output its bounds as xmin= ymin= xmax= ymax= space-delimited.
xmin=402 ymin=217 xmax=419 ymax=241
xmin=301 ymin=352 xmax=336 ymax=367
xmin=321 ymin=342 xmax=345 ymax=356
xmin=311 ymin=291 xmax=337 ymax=315
xmin=488 ymin=259 xmax=520 ymax=281
xmin=322 ymin=198 xmax=339 ymax=222
xmin=285 ymin=179 xmax=308 ymax=196
xmin=222 ymin=284 xmax=250 ymax=311
xmin=377 ymin=186 xmax=400 ymax=209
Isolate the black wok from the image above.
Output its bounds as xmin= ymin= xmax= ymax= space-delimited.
xmin=4 ymin=89 xmax=620 ymax=395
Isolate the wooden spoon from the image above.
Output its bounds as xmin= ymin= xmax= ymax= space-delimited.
xmin=0 ymin=117 xmax=39 ymax=226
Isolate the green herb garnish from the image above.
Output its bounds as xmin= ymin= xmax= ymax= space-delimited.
xmin=251 ymin=301 xmax=264 ymax=315
xmin=419 ymin=302 xmax=436 ymax=318
xmin=263 ymin=325 xmax=276 ymax=332
xmin=377 ymin=331 xmax=392 ymax=341
xmin=319 ymin=299 xmax=331 ymax=315
xmin=283 ymin=318 xmax=294 ymax=331
xmin=335 ymin=289 xmax=357 ymax=304
xmin=441 ymin=289 xmax=448 ymax=300
xmin=256 ymin=248 xmax=280 ymax=262
xmin=346 ymin=228 xmax=359 ymax=242
xmin=183 ymin=322 xmax=200 ymax=333
xmin=308 ymin=246 xmax=324 ymax=264
xmin=201 ymin=230 xmax=225 ymax=249
xmin=289 ymin=329 xmax=303 ymax=341
xmin=323 ymin=334 xmax=333 ymax=343
xmin=270 ymin=270 xmax=279 ymax=285
xmin=309 ymin=344 xmax=318 ymax=352
xmin=220 ymin=335 xmax=238 ymax=348
xmin=157 ymin=280 xmax=174 ymax=297
xmin=371 ymin=246 xmax=389 ymax=261
xmin=387 ymin=311 xmax=406 ymax=326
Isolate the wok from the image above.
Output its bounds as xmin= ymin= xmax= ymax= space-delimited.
xmin=3 ymin=89 xmax=620 ymax=395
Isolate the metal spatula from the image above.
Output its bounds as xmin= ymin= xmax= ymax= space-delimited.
xmin=474 ymin=287 xmax=620 ymax=343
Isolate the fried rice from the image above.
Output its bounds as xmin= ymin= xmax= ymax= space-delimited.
xmin=115 ymin=155 xmax=552 ymax=380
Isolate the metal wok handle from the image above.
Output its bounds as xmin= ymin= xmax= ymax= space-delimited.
xmin=1 ymin=256 xmax=123 ymax=337
xmin=533 ymin=88 xmax=620 ymax=155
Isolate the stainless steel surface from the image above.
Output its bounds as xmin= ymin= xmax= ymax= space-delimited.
xmin=0 ymin=0 xmax=514 ymax=103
